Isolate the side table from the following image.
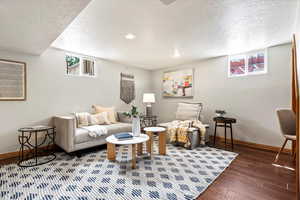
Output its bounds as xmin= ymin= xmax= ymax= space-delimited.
xmin=18 ymin=126 xmax=56 ymax=167
xmin=213 ymin=117 xmax=237 ymax=149
xmin=144 ymin=127 xmax=167 ymax=157
xmin=140 ymin=115 xmax=157 ymax=129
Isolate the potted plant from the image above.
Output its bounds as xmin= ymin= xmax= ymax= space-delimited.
xmin=123 ymin=105 xmax=141 ymax=136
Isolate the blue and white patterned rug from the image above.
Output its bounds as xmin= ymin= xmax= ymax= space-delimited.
xmin=0 ymin=142 xmax=237 ymax=200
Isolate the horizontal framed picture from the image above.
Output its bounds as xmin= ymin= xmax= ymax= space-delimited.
xmin=163 ymin=68 xmax=194 ymax=97
xmin=65 ymin=54 xmax=96 ymax=77
xmin=0 ymin=59 xmax=26 ymax=101
xmin=228 ymin=49 xmax=267 ymax=78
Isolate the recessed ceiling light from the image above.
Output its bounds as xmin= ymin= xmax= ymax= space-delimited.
xmin=173 ymin=49 xmax=181 ymax=58
xmin=125 ymin=33 xmax=136 ymax=40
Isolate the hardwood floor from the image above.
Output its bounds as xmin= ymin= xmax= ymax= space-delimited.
xmin=0 ymin=143 xmax=296 ymax=200
xmin=198 ymin=143 xmax=296 ymax=200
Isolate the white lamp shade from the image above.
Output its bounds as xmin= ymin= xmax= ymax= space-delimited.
xmin=143 ymin=93 xmax=155 ymax=103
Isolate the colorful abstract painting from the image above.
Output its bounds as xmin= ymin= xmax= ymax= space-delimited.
xmin=163 ymin=69 xmax=193 ymax=97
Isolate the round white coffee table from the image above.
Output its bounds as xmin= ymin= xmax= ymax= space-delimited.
xmin=144 ymin=127 xmax=167 ymax=157
xmin=106 ymin=133 xmax=149 ymax=169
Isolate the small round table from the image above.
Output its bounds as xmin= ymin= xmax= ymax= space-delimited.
xmin=18 ymin=126 xmax=56 ymax=167
xmin=106 ymin=133 xmax=149 ymax=169
xmin=213 ymin=117 xmax=237 ymax=149
xmin=144 ymin=127 xmax=167 ymax=157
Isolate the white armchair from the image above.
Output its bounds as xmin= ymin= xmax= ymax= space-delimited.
xmin=158 ymin=102 xmax=208 ymax=149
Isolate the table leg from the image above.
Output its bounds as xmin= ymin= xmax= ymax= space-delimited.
xmin=146 ymin=131 xmax=153 ymax=157
xmin=159 ymin=132 xmax=166 ymax=155
xmin=35 ymin=131 xmax=38 ymax=165
xmin=224 ymin=123 xmax=227 ymax=148
xmin=214 ymin=122 xmax=217 ymax=146
xmin=21 ymin=132 xmax=24 ymax=161
xmin=230 ymin=123 xmax=234 ymax=150
xmin=132 ymin=144 xmax=136 ymax=169
xmin=107 ymin=143 xmax=116 ymax=161
xmin=137 ymin=143 xmax=143 ymax=155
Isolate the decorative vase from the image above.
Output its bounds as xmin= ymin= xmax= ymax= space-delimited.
xmin=132 ymin=116 xmax=141 ymax=137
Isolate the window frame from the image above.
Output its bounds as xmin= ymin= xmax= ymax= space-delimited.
xmin=228 ymin=48 xmax=268 ymax=78
xmin=65 ymin=53 xmax=96 ymax=78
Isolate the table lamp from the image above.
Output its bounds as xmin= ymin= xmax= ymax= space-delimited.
xmin=143 ymin=93 xmax=155 ymax=116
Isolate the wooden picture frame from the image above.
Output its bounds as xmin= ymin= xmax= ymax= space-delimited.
xmin=0 ymin=59 xmax=26 ymax=101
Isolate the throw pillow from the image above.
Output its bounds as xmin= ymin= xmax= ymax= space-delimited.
xmin=75 ymin=112 xmax=90 ymax=127
xmin=117 ymin=112 xmax=132 ymax=123
xmin=90 ymin=112 xmax=111 ymax=125
xmin=92 ymin=105 xmax=117 ymax=123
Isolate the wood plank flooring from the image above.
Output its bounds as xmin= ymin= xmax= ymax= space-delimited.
xmin=197 ymin=143 xmax=296 ymax=200
xmin=0 ymin=143 xmax=296 ymax=200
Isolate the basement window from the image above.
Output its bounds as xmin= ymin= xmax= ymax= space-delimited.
xmin=228 ymin=49 xmax=267 ymax=77
xmin=65 ymin=54 xmax=96 ymax=77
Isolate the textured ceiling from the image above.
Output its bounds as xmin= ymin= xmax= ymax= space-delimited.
xmin=0 ymin=0 xmax=91 ymax=55
xmin=52 ymin=0 xmax=298 ymax=69
xmin=1 ymin=0 xmax=297 ymax=69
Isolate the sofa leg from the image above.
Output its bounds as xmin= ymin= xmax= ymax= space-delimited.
xmin=66 ymin=151 xmax=82 ymax=158
xmin=75 ymin=152 xmax=83 ymax=158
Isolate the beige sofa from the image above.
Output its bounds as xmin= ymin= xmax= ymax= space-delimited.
xmin=53 ymin=112 xmax=132 ymax=153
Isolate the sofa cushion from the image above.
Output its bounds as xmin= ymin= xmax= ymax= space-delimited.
xmin=104 ymin=123 xmax=132 ymax=134
xmin=75 ymin=128 xmax=91 ymax=144
xmin=74 ymin=123 xmax=132 ymax=144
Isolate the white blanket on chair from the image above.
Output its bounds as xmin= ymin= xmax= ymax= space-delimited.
xmin=82 ymin=125 xmax=108 ymax=138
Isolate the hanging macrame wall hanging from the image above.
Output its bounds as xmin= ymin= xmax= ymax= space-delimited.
xmin=120 ymin=73 xmax=135 ymax=104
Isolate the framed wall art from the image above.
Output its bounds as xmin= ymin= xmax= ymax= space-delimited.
xmin=228 ymin=49 xmax=267 ymax=78
xmin=163 ymin=68 xmax=194 ymax=97
xmin=65 ymin=54 xmax=96 ymax=77
xmin=0 ymin=59 xmax=26 ymax=101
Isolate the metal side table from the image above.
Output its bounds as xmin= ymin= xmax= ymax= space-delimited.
xmin=140 ymin=115 xmax=157 ymax=129
xmin=18 ymin=126 xmax=56 ymax=167
xmin=213 ymin=117 xmax=237 ymax=149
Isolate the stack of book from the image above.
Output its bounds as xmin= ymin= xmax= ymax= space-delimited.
xmin=114 ymin=132 xmax=133 ymax=140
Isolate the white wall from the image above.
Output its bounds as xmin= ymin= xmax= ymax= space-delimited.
xmin=0 ymin=48 xmax=152 ymax=154
xmin=0 ymin=43 xmax=292 ymax=153
xmin=152 ymin=44 xmax=292 ymax=148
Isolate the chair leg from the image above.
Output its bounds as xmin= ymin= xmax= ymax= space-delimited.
xmin=292 ymin=140 xmax=297 ymax=161
xmin=292 ymin=140 xmax=296 ymax=156
xmin=274 ymin=139 xmax=288 ymax=163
